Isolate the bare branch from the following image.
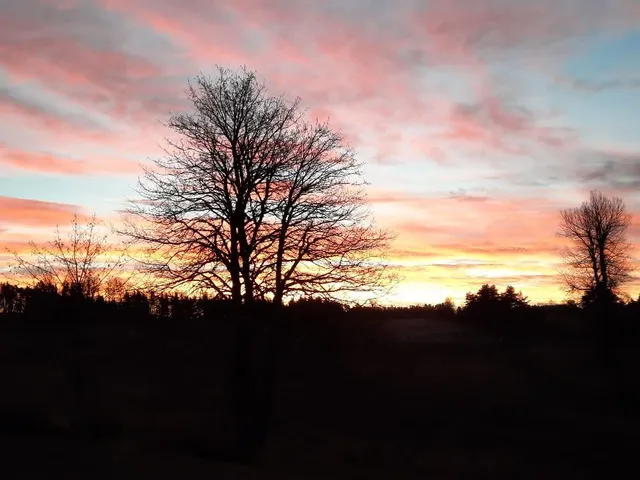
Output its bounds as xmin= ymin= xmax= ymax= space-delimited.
xmin=120 ymin=67 xmax=395 ymax=305
xmin=557 ymin=190 xmax=633 ymax=299
xmin=10 ymin=214 xmax=128 ymax=298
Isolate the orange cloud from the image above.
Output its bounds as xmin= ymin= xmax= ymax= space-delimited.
xmin=365 ymin=187 xmax=626 ymax=302
xmin=0 ymin=196 xmax=83 ymax=228
xmin=0 ymin=144 xmax=144 ymax=176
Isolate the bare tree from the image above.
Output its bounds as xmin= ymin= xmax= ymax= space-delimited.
xmin=103 ymin=277 xmax=128 ymax=302
xmin=558 ymin=190 xmax=633 ymax=301
xmin=265 ymin=122 xmax=393 ymax=304
xmin=122 ymin=66 xmax=393 ymax=305
xmin=11 ymin=214 xmax=127 ymax=298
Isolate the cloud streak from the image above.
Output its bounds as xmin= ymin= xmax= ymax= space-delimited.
xmin=0 ymin=143 xmax=144 ymax=176
xmin=0 ymin=196 xmax=83 ymax=228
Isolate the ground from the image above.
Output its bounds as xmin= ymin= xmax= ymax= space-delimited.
xmin=1 ymin=316 xmax=638 ymax=478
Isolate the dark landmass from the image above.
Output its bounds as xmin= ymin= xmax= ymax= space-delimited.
xmin=1 ymin=291 xmax=639 ymax=478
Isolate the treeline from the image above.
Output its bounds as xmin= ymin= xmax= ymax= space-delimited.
xmin=0 ymin=280 xmax=535 ymax=322
xmin=0 ymin=281 xmax=233 ymax=323
xmin=2 ymin=280 xmax=638 ymax=333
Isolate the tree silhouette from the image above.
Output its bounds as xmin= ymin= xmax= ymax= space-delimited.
xmin=0 ymin=282 xmax=23 ymax=314
xmin=501 ymin=285 xmax=529 ymax=309
xmin=463 ymin=284 xmax=528 ymax=319
xmin=103 ymin=277 xmax=128 ymax=302
xmin=465 ymin=284 xmax=500 ymax=308
xmin=558 ymin=190 xmax=633 ymax=305
xmin=10 ymin=215 xmax=127 ymax=299
xmin=122 ymin=66 xmax=393 ymax=305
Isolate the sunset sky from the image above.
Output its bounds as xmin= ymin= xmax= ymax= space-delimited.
xmin=1 ymin=0 xmax=639 ymax=305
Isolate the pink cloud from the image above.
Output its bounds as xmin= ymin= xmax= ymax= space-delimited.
xmin=374 ymin=189 xmax=640 ymax=291
xmin=0 ymin=196 xmax=83 ymax=228
xmin=0 ymin=33 xmax=165 ymax=117
xmin=0 ymin=5 xmax=186 ymax=133
xmin=101 ymin=0 xmax=255 ymax=66
xmin=0 ymin=90 xmax=168 ymax=163
xmin=0 ymin=144 xmax=143 ymax=176
xmin=98 ymin=0 xmax=432 ymax=159
xmin=7 ymin=0 xmax=603 ymax=167
xmin=369 ymin=188 xmax=569 ymax=254
xmin=0 ymin=94 xmax=115 ymax=145
xmin=7 ymin=0 xmax=638 ymax=162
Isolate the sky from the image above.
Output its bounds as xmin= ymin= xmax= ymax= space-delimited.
xmin=1 ymin=0 xmax=640 ymax=305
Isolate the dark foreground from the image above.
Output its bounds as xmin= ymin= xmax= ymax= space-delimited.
xmin=1 ymin=314 xmax=639 ymax=478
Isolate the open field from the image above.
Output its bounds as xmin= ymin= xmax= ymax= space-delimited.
xmin=1 ymin=315 xmax=639 ymax=478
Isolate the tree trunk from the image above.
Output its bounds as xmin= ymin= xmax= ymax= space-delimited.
xmin=230 ymin=304 xmax=281 ymax=463
xmin=241 ymin=260 xmax=254 ymax=304
xmin=273 ymin=225 xmax=288 ymax=307
xmin=229 ymin=221 xmax=243 ymax=305
xmin=230 ymin=270 xmax=242 ymax=306
xmin=273 ymin=291 xmax=283 ymax=307
xmin=598 ymin=242 xmax=608 ymax=288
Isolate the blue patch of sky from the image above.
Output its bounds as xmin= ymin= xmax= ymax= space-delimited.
xmin=0 ymin=174 xmax=137 ymax=216
xmin=557 ymin=31 xmax=640 ymax=145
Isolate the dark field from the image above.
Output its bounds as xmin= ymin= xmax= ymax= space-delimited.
xmin=1 ymin=315 xmax=639 ymax=478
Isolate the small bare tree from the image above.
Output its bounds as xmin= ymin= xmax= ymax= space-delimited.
xmin=122 ymin=66 xmax=394 ymax=305
xmin=558 ymin=190 xmax=633 ymax=301
xmin=11 ymin=214 xmax=127 ymax=298
xmin=103 ymin=277 xmax=128 ymax=302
